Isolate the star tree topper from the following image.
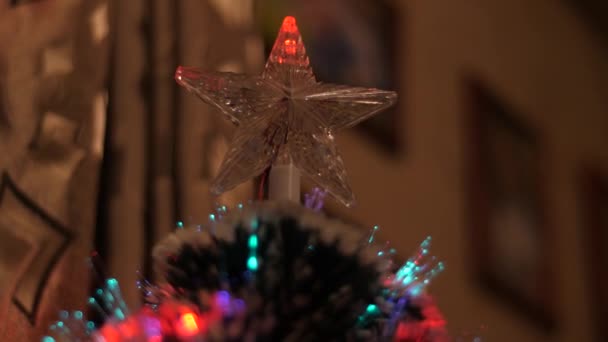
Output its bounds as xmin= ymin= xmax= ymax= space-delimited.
xmin=175 ymin=16 xmax=397 ymax=207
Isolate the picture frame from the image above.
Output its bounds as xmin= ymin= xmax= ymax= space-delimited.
xmin=579 ymin=167 xmax=608 ymax=342
xmin=255 ymin=0 xmax=402 ymax=155
xmin=466 ymin=78 xmax=555 ymax=330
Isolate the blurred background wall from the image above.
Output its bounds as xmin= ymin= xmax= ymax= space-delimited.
xmin=0 ymin=1 xmax=108 ymax=340
xmin=331 ymin=1 xmax=608 ymax=342
xmin=0 ymin=0 xmax=607 ymax=341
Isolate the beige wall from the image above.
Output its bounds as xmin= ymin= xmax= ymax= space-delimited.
xmin=331 ymin=0 xmax=608 ymax=341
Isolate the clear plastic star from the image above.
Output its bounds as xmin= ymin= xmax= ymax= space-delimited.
xmin=175 ymin=16 xmax=397 ymax=207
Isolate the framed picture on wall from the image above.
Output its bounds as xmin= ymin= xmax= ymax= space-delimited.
xmin=580 ymin=167 xmax=608 ymax=342
xmin=466 ymin=78 xmax=555 ymax=330
xmin=255 ymin=0 xmax=402 ymax=155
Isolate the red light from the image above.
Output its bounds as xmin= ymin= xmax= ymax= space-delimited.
xmin=281 ymin=16 xmax=297 ymax=33
xmin=284 ymin=39 xmax=297 ymax=55
xmin=270 ymin=16 xmax=307 ymax=66
xmin=117 ymin=318 xmax=141 ymax=338
xmin=98 ymin=324 xmax=122 ymax=342
xmin=383 ymin=277 xmax=393 ymax=287
xmin=395 ymin=321 xmax=426 ymax=341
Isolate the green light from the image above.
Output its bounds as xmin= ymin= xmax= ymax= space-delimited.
xmin=56 ymin=321 xmax=64 ymax=328
xmin=409 ymin=286 xmax=422 ymax=296
xmin=247 ymin=256 xmax=258 ymax=271
xmin=368 ymin=225 xmax=379 ymax=243
xmin=88 ymin=297 xmax=96 ymax=304
xmin=107 ymin=278 xmax=119 ymax=290
xmin=42 ymin=337 xmax=55 ymax=342
xmin=86 ymin=321 xmax=95 ymax=330
xmin=248 ymin=235 xmax=258 ymax=249
xmin=176 ymin=221 xmax=184 ymax=229
xmin=73 ymin=310 xmax=83 ymax=320
xmin=366 ymin=304 xmax=379 ymax=314
xmin=114 ymin=308 xmax=125 ymax=320
xmin=209 ymin=214 xmax=216 ymax=221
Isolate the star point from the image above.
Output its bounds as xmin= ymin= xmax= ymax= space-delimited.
xmin=175 ymin=16 xmax=397 ymax=206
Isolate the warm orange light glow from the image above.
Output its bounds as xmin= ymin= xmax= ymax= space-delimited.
xmin=177 ymin=313 xmax=199 ymax=336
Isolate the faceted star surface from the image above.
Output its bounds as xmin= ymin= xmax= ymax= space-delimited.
xmin=175 ymin=16 xmax=397 ymax=207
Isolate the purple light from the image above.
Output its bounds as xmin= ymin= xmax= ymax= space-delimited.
xmin=234 ymin=299 xmax=246 ymax=313
xmin=139 ymin=315 xmax=161 ymax=338
xmin=304 ymin=187 xmax=327 ymax=212
xmin=216 ymin=290 xmax=231 ymax=308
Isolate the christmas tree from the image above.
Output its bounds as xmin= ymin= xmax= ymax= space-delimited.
xmin=43 ymin=16 xmax=450 ymax=342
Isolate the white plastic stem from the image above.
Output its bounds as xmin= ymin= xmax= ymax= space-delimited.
xmin=268 ymin=162 xmax=300 ymax=203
